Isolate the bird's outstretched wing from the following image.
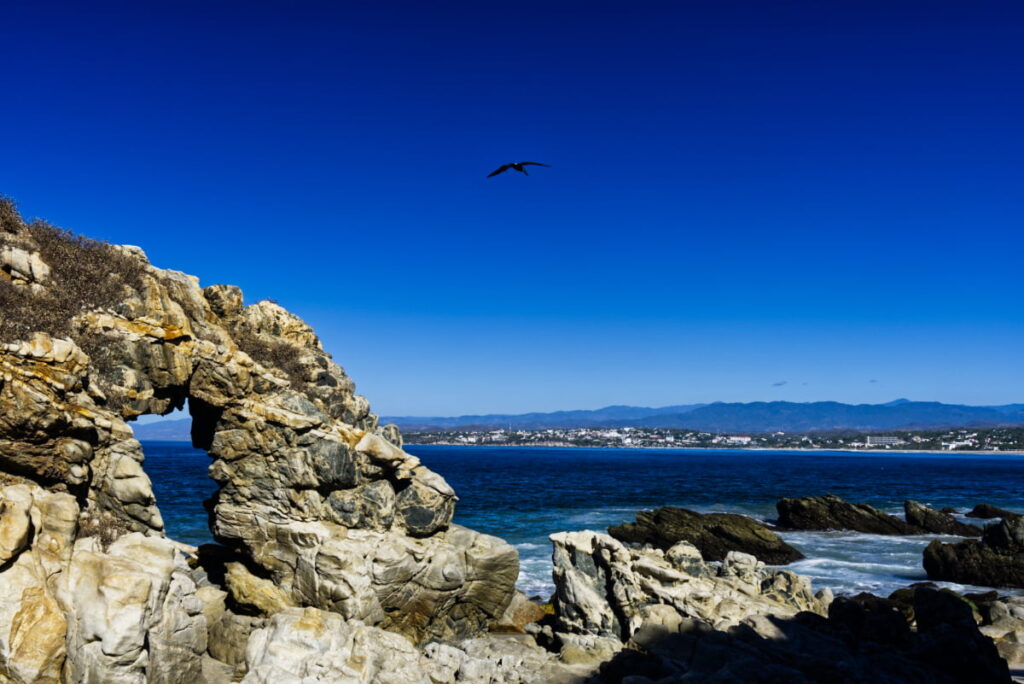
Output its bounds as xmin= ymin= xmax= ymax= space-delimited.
xmin=519 ymin=162 xmax=550 ymax=167
xmin=487 ymin=164 xmax=512 ymax=177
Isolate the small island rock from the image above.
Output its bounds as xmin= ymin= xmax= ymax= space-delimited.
xmin=966 ymin=504 xmax=1021 ymax=520
xmin=923 ymin=516 xmax=1024 ymax=589
xmin=905 ymin=500 xmax=982 ymax=537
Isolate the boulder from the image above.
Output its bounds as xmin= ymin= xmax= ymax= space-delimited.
xmin=905 ymin=500 xmax=981 ymax=536
xmin=967 ymin=503 xmax=1021 ymax=520
xmin=608 ymin=506 xmax=804 ymax=564
xmin=923 ymin=516 xmax=1024 ymax=588
xmin=777 ymin=494 xmax=918 ymax=534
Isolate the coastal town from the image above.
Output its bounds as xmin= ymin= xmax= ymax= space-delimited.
xmin=403 ymin=425 xmax=1024 ymax=452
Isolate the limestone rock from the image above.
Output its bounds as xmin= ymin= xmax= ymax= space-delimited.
xmin=608 ymin=506 xmax=803 ymax=564
xmin=422 ymin=635 xmax=590 ymax=683
xmin=905 ymin=500 xmax=981 ymax=536
xmin=493 ymin=590 xmax=548 ymax=633
xmin=242 ymin=607 xmax=429 ymax=683
xmin=549 ymin=530 xmax=829 ymax=646
xmin=225 ymin=561 xmax=295 ymax=616
xmin=0 ymin=207 xmax=519 ymax=647
xmin=57 ymin=533 xmax=207 ymax=683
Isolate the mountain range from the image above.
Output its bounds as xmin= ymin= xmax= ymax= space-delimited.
xmin=131 ymin=400 xmax=1024 ymax=441
xmin=381 ymin=400 xmax=1024 ymax=433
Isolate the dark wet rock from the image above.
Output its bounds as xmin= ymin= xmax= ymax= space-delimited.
xmin=966 ymin=503 xmax=1021 ymax=520
xmin=924 ymin=516 xmax=1024 ymax=589
xmin=776 ymin=494 xmax=919 ymax=535
xmin=905 ymin=500 xmax=982 ymax=537
xmin=828 ymin=593 xmax=912 ymax=649
xmin=913 ymin=586 xmax=1010 ymax=684
xmin=592 ymin=589 xmax=1011 ymax=684
xmin=608 ymin=506 xmax=804 ymax=564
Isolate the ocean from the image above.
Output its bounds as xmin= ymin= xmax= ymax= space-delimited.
xmin=141 ymin=442 xmax=1024 ymax=600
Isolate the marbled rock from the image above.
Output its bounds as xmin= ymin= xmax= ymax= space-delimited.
xmin=0 ymin=204 xmax=520 ymax=650
xmin=242 ymin=607 xmax=429 ymax=683
xmin=608 ymin=506 xmax=803 ymax=564
xmin=777 ymin=494 xmax=919 ymax=534
xmin=57 ymin=532 xmax=207 ymax=683
xmin=924 ymin=516 xmax=1024 ymax=588
xmin=549 ymin=530 xmax=830 ymax=652
xmin=905 ymin=500 xmax=982 ymax=536
xmin=422 ymin=635 xmax=590 ymax=683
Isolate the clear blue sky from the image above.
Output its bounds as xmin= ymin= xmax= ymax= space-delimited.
xmin=3 ymin=1 xmax=1022 ymax=415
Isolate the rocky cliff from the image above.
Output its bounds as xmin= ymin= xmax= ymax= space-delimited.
xmin=0 ymin=200 xmax=519 ymax=680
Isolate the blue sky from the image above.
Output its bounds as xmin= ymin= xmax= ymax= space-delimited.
xmin=3 ymin=1 xmax=1022 ymax=414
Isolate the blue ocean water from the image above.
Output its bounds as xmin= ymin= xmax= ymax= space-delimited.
xmin=142 ymin=441 xmax=1024 ymax=600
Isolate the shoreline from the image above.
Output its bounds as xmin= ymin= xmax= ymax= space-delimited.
xmin=403 ymin=442 xmax=1024 ymax=456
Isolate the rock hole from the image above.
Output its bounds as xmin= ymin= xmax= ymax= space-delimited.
xmin=131 ymin=402 xmax=216 ymax=547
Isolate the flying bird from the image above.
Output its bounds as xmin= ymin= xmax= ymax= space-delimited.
xmin=487 ymin=161 xmax=550 ymax=177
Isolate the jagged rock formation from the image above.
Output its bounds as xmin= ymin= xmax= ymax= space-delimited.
xmin=905 ymin=499 xmax=981 ymax=537
xmin=777 ymin=494 xmax=918 ymax=534
xmin=607 ymin=506 xmax=804 ymax=565
xmin=924 ymin=516 xmax=1024 ymax=589
xmin=548 ymin=531 xmax=830 ymax=658
xmin=777 ymin=494 xmax=984 ymax=537
xmin=593 ymin=587 xmax=1010 ymax=683
xmin=0 ymin=202 xmax=519 ymax=679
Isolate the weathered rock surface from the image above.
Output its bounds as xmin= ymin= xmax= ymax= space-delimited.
xmin=0 ymin=203 xmax=519 ymax=679
xmin=608 ymin=506 xmax=804 ymax=564
xmin=242 ymin=607 xmax=428 ymax=683
xmin=592 ymin=587 xmax=1010 ymax=683
xmin=967 ymin=503 xmax=1021 ymax=520
xmin=924 ymin=516 xmax=1024 ymax=588
xmin=550 ymin=531 xmax=830 ymax=651
xmin=777 ymin=494 xmax=918 ymax=535
xmin=905 ymin=499 xmax=982 ymax=536
xmin=0 ymin=484 xmax=208 ymax=683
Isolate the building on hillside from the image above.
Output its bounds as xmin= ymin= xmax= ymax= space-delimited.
xmin=866 ymin=435 xmax=902 ymax=447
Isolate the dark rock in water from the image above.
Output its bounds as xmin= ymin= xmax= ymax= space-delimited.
xmin=607 ymin=506 xmax=804 ymax=564
xmin=905 ymin=500 xmax=982 ymax=537
xmin=776 ymin=494 xmax=919 ymax=535
xmin=966 ymin=503 xmax=1021 ymax=520
xmin=923 ymin=516 xmax=1024 ymax=588
xmin=940 ymin=506 xmax=958 ymax=515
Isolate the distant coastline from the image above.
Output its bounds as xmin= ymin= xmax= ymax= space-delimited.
xmin=402 ymin=442 xmax=1024 ymax=456
xmin=134 ymin=437 xmax=1024 ymax=456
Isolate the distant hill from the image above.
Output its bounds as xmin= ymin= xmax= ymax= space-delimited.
xmin=132 ymin=418 xmax=192 ymax=442
xmin=384 ymin=401 xmax=1024 ymax=434
xmin=383 ymin=404 xmax=705 ymax=431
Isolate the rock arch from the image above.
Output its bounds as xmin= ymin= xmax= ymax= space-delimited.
xmin=0 ymin=218 xmax=518 ymax=669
